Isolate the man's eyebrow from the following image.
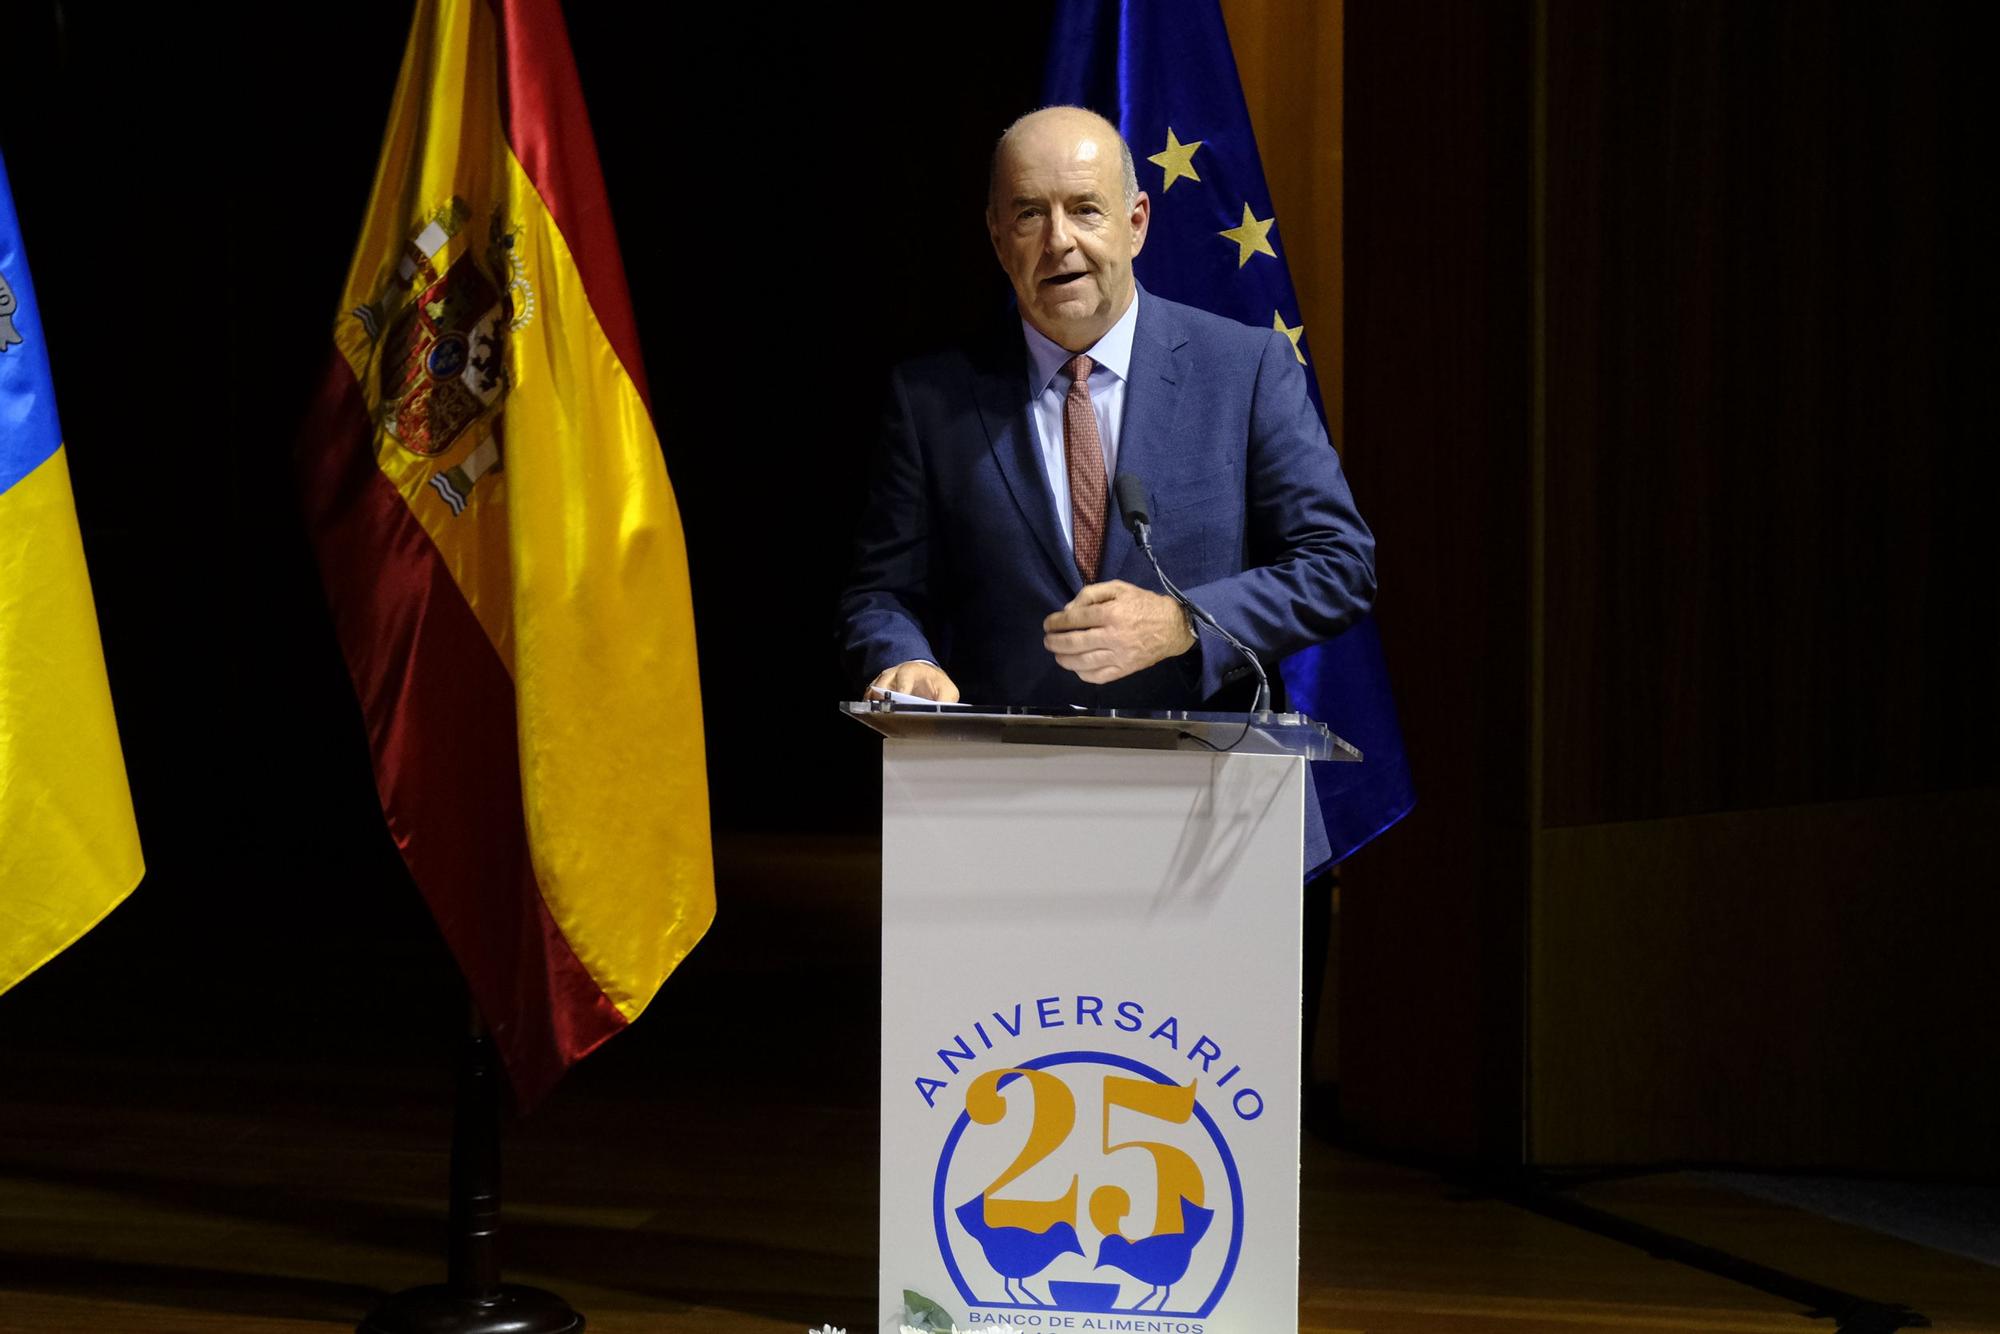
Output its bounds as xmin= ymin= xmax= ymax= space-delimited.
xmin=1008 ymin=189 xmax=1109 ymax=210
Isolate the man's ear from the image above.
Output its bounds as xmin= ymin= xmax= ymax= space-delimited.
xmin=1128 ymin=191 xmax=1152 ymax=258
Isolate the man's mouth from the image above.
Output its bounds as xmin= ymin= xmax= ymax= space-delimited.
xmin=1043 ymin=272 xmax=1089 ymax=287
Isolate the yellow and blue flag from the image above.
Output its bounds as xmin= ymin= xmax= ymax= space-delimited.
xmin=0 ymin=149 xmax=144 ymax=996
xmin=1046 ymin=0 xmax=1414 ymax=866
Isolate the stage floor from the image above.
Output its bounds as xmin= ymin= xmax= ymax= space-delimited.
xmin=0 ymin=1050 xmax=1993 ymax=1334
xmin=0 ymin=836 xmax=1992 ymax=1332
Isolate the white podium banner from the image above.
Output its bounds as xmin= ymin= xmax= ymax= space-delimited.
xmin=879 ymin=739 xmax=1305 ymax=1334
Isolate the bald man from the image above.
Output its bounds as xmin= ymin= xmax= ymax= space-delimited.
xmin=840 ymin=107 xmax=1374 ymax=861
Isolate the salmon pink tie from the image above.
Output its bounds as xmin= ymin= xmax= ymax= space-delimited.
xmin=1063 ymin=353 xmax=1109 ymax=581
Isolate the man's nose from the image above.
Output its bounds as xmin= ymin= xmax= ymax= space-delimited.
xmin=1044 ymin=210 xmax=1074 ymax=254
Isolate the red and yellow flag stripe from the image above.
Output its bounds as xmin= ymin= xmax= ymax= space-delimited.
xmin=297 ymin=0 xmax=711 ymax=1103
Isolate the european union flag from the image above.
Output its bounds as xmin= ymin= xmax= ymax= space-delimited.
xmin=1044 ymin=0 xmax=1413 ymax=867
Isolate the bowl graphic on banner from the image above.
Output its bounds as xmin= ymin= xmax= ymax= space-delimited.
xmin=931 ymin=1051 xmax=1244 ymax=1319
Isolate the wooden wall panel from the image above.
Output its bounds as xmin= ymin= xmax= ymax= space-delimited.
xmin=1530 ymin=0 xmax=2000 ymax=1169
xmin=1334 ymin=0 xmax=1999 ymax=1170
xmin=1336 ymin=0 xmax=1535 ymax=1159
xmin=1531 ymin=788 xmax=2000 ymax=1171
xmin=1540 ymin=0 xmax=2000 ymax=828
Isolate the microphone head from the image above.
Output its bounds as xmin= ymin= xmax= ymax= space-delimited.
xmin=1113 ymin=473 xmax=1152 ymax=535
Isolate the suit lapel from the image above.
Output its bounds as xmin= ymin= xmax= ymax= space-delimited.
xmin=1107 ymin=292 xmax=1186 ymax=585
xmin=971 ymin=328 xmax=1078 ymax=593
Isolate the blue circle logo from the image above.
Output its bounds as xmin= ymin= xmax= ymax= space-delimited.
xmin=930 ymin=1050 xmax=1244 ymax=1319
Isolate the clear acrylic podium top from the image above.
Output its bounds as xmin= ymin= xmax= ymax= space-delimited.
xmin=839 ymin=700 xmax=1359 ymax=761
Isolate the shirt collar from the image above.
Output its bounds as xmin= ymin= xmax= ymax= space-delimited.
xmin=1021 ymin=287 xmax=1141 ymax=395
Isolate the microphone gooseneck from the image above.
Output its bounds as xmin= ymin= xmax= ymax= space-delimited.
xmin=1113 ymin=473 xmax=1271 ymax=716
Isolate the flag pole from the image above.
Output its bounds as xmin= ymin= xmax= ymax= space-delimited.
xmin=357 ymin=1003 xmax=584 ymax=1334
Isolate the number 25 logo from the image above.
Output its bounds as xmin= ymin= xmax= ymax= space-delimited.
xmin=965 ymin=1067 xmax=1205 ymax=1239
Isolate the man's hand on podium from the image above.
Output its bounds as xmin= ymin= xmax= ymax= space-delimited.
xmin=1043 ymin=580 xmax=1198 ymax=684
xmin=868 ymin=660 xmax=961 ymax=703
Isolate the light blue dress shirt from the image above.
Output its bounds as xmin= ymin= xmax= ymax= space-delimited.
xmin=1020 ymin=289 xmax=1141 ymax=553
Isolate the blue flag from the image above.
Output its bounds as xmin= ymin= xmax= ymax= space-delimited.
xmin=1044 ymin=0 xmax=1413 ymax=866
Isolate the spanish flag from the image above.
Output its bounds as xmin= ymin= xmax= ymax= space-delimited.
xmin=297 ymin=0 xmax=713 ymax=1104
xmin=0 ymin=150 xmax=144 ymax=997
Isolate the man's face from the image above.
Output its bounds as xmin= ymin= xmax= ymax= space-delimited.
xmin=988 ymin=113 xmax=1150 ymax=352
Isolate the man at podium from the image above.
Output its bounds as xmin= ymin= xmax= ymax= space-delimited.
xmin=840 ymin=106 xmax=1374 ymax=860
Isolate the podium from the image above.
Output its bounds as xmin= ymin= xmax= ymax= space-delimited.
xmin=845 ymin=702 xmax=1354 ymax=1334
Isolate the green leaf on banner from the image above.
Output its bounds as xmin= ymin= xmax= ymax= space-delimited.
xmin=901 ymin=1289 xmax=957 ymax=1331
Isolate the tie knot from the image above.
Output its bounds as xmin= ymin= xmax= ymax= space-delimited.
xmin=1064 ymin=353 xmax=1095 ymax=385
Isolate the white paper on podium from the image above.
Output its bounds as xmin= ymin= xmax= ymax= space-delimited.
xmin=877 ymin=689 xmax=975 ymax=708
xmin=878 ymin=739 xmax=1305 ymax=1334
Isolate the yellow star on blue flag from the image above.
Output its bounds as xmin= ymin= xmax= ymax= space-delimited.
xmin=1219 ymin=203 xmax=1277 ymax=267
xmin=1148 ymin=128 xmax=1203 ymax=192
xmin=1273 ymin=310 xmax=1306 ymax=363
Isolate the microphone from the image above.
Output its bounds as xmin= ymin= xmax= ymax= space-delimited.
xmin=1114 ymin=473 xmax=1271 ymax=715
xmin=1113 ymin=471 xmax=1153 ymax=538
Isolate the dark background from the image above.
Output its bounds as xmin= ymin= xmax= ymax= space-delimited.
xmin=1338 ymin=0 xmax=1998 ymax=1169
xmin=0 ymin=1 xmax=1051 ymax=1095
xmin=2 ymin=1 xmax=1996 ymax=1173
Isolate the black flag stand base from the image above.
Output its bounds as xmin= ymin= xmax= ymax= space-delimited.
xmin=358 ymin=1013 xmax=584 ymax=1334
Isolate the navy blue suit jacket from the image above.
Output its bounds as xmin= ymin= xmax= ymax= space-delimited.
xmin=840 ymin=290 xmax=1376 ymax=869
